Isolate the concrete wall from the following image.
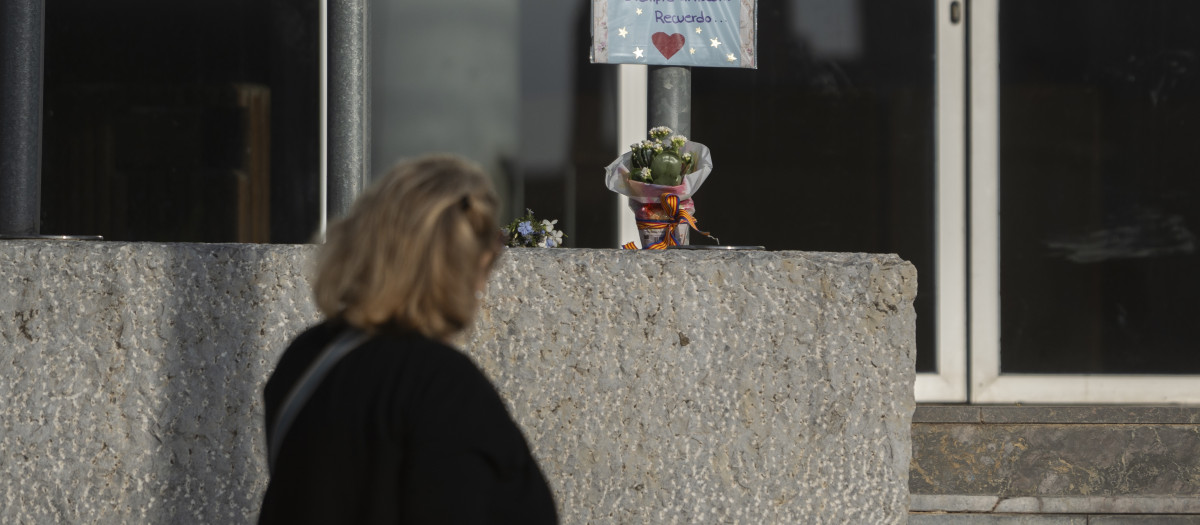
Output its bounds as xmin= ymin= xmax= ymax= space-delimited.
xmin=0 ymin=241 xmax=917 ymax=523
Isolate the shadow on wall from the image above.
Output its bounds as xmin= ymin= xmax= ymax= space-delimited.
xmin=155 ymin=244 xmax=320 ymax=521
xmin=155 ymin=245 xmax=266 ymax=521
xmin=0 ymin=242 xmax=319 ymax=522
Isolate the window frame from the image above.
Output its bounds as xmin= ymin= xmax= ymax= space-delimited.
xmin=616 ymin=65 xmax=647 ymax=248
xmin=968 ymin=0 xmax=1200 ymax=404
xmin=917 ymin=0 xmax=969 ymax=403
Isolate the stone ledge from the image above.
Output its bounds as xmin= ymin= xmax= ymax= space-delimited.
xmin=468 ymin=248 xmax=917 ymax=524
xmin=910 ymin=514 xmax=1200 ymax=525
xmin=911 ymin=494 xmax=1003 ymax=513
xmin=0 ymin=242 xmax=918 ymax=524
xmin=912 ymin=405 xmax=1200 ymax=510
xmin=993 ymin=497 xmax=1200 ymax=515
xmin=909 ymin=514 xmax=1087 ymax=525
xmin=912 ymin=495 xmax=1200 ymax=515
xmin=914 ymin=405 xmax=1200 ymax=425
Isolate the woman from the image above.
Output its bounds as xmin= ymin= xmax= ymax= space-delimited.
xmin=259 ymin=155 xmax=558 ymax=524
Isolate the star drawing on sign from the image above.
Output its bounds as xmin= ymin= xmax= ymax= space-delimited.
xmin=695 ymin=27 xmax=703 ymax=34
xmin=726 ymin=53 xmax=736 ymax=62
xmin=710 ymin=37 xmax=721 ymax=48
xmin=689 ymin=47 xmax=696 ymax=54
xmin=636 ymin=8 xmax=643 ymax=15
xmin=633 ymin=47 xmax=645 ymax=59
xmin=618 ymin=27 xmax=628 ymax=38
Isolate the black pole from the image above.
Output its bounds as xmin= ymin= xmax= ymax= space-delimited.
xmin=327 ymin=0 xmax=371 ymax=220
xmin=0 ymin=0 xmax=45 ymax=236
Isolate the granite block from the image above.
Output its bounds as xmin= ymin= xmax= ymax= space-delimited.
xmin=914 ymin=406 xmax=1200 ymax=425
xmin=992 ymin=497 xmax=1200 ymax=514
xmin=467 ymin=249 xmax=918 ymax=524
xmin=1 ymin=241 xmax=320 ymax=524
xmin=909 ymin=514 xmax=1086 ymax=525
xmin=911 ymin=423 xmax=1200 ymax=499
xmin=1088 ymin=516 xmax=1200 ymax=524
xmin=978 ymin=406 xmax=1200 ymax=425
xmin=915 ymin=406 xmax=983 ymax=424
xmin=0 ymin=242 xmax=918 ymax=524
xmin=911 ymin=494 xmax=1001 ymax=512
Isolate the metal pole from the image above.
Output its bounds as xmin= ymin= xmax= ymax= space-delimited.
xmin=647 ymin=66 xmax=691 ymax=138
xmin=0 ymin=0 xmax=45 ymax=236
xmin=647 ymin=66 xmax=693 ymax=246
xmin=327 ymin=0 xmax=370 ymax=220
xmin=317 ymin=0 xmax=328 ymax=240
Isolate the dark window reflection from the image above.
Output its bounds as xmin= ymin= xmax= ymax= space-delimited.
xmin=514 ymin=1 xmax=617 ymax=248
xmin=42 ymin=0 xmax=320 ymax=243
xmin=688 ymin=0 xmax=937 ymax=371
xmin=369 ymin=0 xmax=616 ymax=248
xmin=999 ymin=0 xmax=1200 ymax=373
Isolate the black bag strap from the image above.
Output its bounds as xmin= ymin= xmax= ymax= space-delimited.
xmin=269 ymin=328 xmax=371 ymax=474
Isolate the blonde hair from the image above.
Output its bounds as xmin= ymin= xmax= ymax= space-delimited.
xmin=314 ymin=154 xmax=500 ymax=340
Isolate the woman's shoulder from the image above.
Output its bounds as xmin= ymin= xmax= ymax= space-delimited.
xmin=267 ymin=320 xmax=495 ymax=402
xmin=366 ymin=327 xmax=480 ymax=372
xmin=264 ymin=321 xmax=342 ymax=400
xmin=370 ymin=331 xmax=497 ymax=398
xmin=276 ymin=320 xmax=468 ymax=370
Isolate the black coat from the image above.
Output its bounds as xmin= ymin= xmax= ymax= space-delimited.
xmin=259 ymin=321 xmax=558 ymax=524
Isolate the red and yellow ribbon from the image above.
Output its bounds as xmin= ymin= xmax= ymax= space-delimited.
xmin=622 ymin=193 xmax=717 ymax=250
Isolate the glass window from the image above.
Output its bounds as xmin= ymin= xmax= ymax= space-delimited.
xmin=689 ymin=0 xmax=938 ymax=371
xmin=998 ymin=0 xmax=1200 ymax=374
xmin=371 ymin=0 xmax=616 ymax=246
xmin=41 ymin=0 xmax=320 ymax=243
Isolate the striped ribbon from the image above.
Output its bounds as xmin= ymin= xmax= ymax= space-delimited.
xmin=622 ymin=193 xmax=716 ymax=250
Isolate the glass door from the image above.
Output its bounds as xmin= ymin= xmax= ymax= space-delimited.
xmin=970 ymin=0 xmax=1200 ymax=403
xmin=654 ymin=0 xmax=964 ymax=401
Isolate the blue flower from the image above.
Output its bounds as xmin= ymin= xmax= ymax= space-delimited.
xmin=517 ymin=221 xmax=534 ymax=236
xmin=545 ymin=238 xmax=557 ymax=248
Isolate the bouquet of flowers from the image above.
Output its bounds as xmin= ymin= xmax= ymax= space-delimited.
xmin=627 ymin=127 xmax=698 ymax=187
xmin=605 ymin=126 xmax=715 ymax=249
xmin=502 ymin=209 xmax=565 ymax=248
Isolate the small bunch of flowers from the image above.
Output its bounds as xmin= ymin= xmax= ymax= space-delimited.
xmin=628 ymin=126 xmax=696 ymax=187
xmin=502 ymin=209 xmax=565 ymax=248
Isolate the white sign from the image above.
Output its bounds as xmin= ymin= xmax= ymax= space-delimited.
xmin=591 ymin=0 xmax=758 ymax=68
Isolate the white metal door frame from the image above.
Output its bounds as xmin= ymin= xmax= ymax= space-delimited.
xmin=967 ymin=0 xmax=1200 ymax=404
xmin=917 ymin=0 xmax=970 ymax=403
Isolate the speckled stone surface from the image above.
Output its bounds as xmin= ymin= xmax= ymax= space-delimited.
xmin=469 ymin=249 xmax=917 ymax=524
xmin=911 ymin=422 xmax=1200 ymax=501
xmin=0 ymin=241 xmax=320 ymax=524
xmin=0 ymin=242 xmax=917 ymax=524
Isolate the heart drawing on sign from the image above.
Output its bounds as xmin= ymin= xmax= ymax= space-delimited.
xmin=651 ymin=32 xmax=686 ymax=60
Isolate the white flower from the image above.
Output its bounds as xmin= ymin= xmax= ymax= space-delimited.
xmin=649 ymin=126 xmax=673 ymax=138
xmin=541 ymin=219 xmax=558 ymax=232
